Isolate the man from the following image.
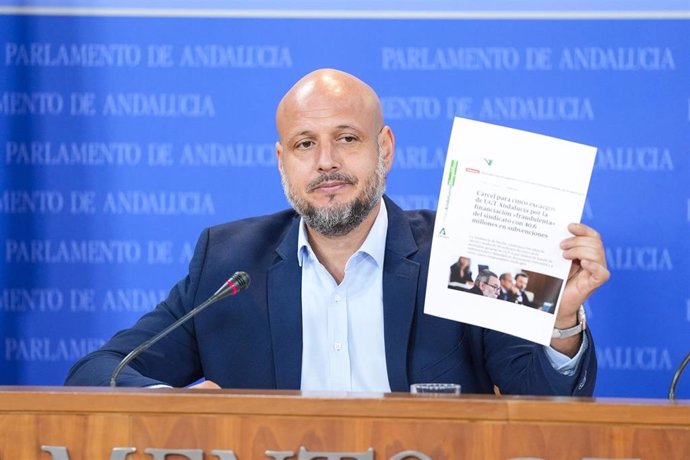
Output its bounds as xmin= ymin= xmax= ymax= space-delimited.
xmin=449 ymin=256 xmax=473 ymax=284
xmin=498 ymin=272 xmax=515 ymax=301
xmin=468 ymin=270 xmax=500 ymax=299
xmin=65 ymin=69 xmax=609 ymax=395
xmin=514 ymin=273 xmax=536 ymax=308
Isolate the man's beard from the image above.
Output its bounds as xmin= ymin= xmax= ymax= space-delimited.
xmin=280 ymin=152 xmax=387 ymax=237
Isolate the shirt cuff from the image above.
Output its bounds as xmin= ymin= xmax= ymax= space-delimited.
xmin=146 ymin=384 xmax=173 ymax=389
xmin=543 ymin=333 xmax=589 ymax=376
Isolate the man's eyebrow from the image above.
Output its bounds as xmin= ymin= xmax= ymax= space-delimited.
xmin=287 ymin=130 xmax=315 ymax=140
xmin=289 ymin=126 xmax=362 ymax=138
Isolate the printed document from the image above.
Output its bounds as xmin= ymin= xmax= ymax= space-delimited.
xmin=424 ymin=117 xmax=596 ymax=345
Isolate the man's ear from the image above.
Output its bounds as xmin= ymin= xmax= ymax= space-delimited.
xmin=275 ymin=141 xmax=283 ymax=172
xmin=378 ymin=125 xmax=395 ymax=172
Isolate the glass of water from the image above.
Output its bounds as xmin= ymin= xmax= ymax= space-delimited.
xmin=410 ymin=383 xmax=461 ymax=395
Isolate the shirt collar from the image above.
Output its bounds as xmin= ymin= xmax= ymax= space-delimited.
xmin=297 ymin=198 xmax=388 ymax=268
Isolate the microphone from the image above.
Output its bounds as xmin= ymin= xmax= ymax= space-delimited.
xmin=668 ymin=350 xmax=690 ymax=400
xmin=109 ymin=271 xmax=251 ymax=387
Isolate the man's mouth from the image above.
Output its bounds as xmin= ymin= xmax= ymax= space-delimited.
xmin=307 ymin=173 xmax=357 ymax=193
xmin=311 ymin=180 xmax=349 ymax=193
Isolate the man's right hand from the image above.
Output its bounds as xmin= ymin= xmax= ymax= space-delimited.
xmin=189 ymin=380 xmax=221 ymax=390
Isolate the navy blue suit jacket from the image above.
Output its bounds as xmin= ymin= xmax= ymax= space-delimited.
xmin=66 ymin=196 xmax=596 ymax=395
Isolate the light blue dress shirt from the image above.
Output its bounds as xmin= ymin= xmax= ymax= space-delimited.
xmin=298 ymin=200 xmax=391 ymax=392
xmin=297 ymin=199 xmax=587 ymax=391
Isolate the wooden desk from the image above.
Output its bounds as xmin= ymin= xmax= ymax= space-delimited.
xmin=0 ymin=387 xmax=688 ymax=459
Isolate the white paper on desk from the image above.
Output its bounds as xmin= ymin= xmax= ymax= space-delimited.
xmin=424 ymin=117 xmax=596 ymax=345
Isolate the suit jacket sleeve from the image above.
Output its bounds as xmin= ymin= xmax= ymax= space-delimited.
xmin=478 ymin=326 xmax=596 ymax=396
xmin=64 ymin=229 xmax=212 ymax=387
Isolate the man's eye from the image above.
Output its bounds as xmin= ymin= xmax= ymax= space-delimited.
xmin=296 ymin=140 xmax=314 ymax=149
xmin=339 ymin=135 xmax=357 ymax=143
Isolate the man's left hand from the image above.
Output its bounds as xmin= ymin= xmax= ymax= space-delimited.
xmin=558 ymin=222 xmax=610 ymax=324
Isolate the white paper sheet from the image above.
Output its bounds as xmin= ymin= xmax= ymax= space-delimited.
xmin=424 ymin=117 xmax=597 ymax=345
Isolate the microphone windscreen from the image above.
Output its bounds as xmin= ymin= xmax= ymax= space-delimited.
xmin=230 ymin=271 xmax=251 ymax=292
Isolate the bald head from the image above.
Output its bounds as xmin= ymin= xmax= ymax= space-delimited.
xmin=276 ymin=69 xmax=383 ymax=143
xmin=273 ymin=68 xmax=395 ymax=238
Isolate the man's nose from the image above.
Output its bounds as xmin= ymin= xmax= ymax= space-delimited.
xmin=315 ymin=142 xmax=341 ymax=172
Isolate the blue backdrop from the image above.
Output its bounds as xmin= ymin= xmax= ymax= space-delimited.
xmin=1 ymin=9 xmax=688 ymax=398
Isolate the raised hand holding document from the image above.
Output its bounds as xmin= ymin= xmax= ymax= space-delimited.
xmin=425 ymin=117 xmax=597 ymax=345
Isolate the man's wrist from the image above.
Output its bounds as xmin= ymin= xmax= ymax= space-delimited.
xmin=554 ymin=314 xmax=578 ymax=330
xmin=552 ymin=305 xmax=587 ymax=340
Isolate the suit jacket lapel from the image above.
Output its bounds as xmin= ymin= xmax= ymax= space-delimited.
xmin=267 ymin=216 xmax=303 ymax=389
xmin=382 ymin=196 xmax=421 ymax=392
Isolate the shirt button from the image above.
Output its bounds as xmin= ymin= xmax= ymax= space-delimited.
xmin=334 ymin=342 xmax=343 ymax=351
xmin=334 ymin=294 xmax=341 ymax=303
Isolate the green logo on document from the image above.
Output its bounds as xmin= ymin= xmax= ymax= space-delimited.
xmin=447 ymin=160 xmax=458 ymax=186
xmin=484 ymin=158 xmax=493 ymax=166
xmin=439 ymin=227 xmax=447 ymax=236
